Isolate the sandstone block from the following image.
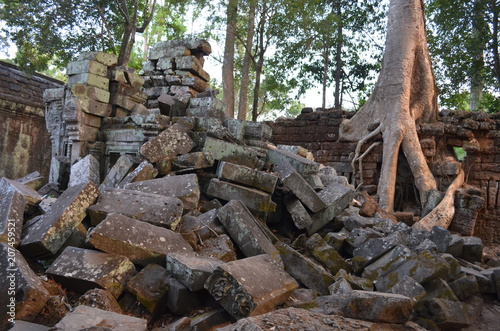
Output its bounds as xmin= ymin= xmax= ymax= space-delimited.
xmin=388 ymin=275 xmax=427 ymax=304
xmin=305 ymin=234 xmax=350 ymax=275
xmin=352 ymin=231 xmax=406 ymax=270
xmin=88 ymin=213 xmax=193 ymax=266
xmin=141 ymin=123 xmax=195 ymax=163
xmin=54 ymin=305 xmax=147 ymax=331
xmin=207 ymin=179 xmax=276 ymax=213
xmin=166 ymin=277 xmax=209 ymax=315
xmin=0 ymin=189 xmax=26 ymax=247
xmin=285 ymin=198 xmax=313 ymax=230
xmin=68 ymin=154 xmax=100 ymax=187
xmin=205 ymin=254 xmax=298 ymax=319
xmin=198 ymin=234 xmax=237 ymax=262
xmin=170 ymin=151 xmax=214 ymax=172
xmin=67 ymin=73 xmax=110 ymax=90
xmin=203 ymin=137 xmax=261 ymax=169
xmin=78 ymin=51 xmax=118 ymax=66
xmin=124 ymin=173 xmax=200 ymax=210
xmin=20 ymin=181 xmax=99 ymax=257
xmin=46 ymin=246 xmax=137 ymax=298
xmin=217 ymin=200 xmax=280 ymax=262
xmin=267 ymin=148 xmax=320 ymax=176
xmin=362 ymin=245 xmax=413 ymax=281
xmin=0 ymin=177 xmax=43 ymax=208
xmin=217 ymin=161 xmax=278 ymax=194
xmin=88 ymin=188 xmax=183 ymax=229
xmin=318 ymin=291 xmax=413 ymax=324
xmin=117 ymin=160 xmax=158 ymax=188
xmin=0 ymin=244 xmax=50 ymax=329
xmin=166 ymin=253 xmax=225 ymax=291
xmin=67 ymin=60 xmax=108 ymax=77
xmin=275 ymin=242 xmax=334 ymax=295
xmin=175 ymin=56 xmax=210 ymax=81
xmin=127 ymin=264 xmax=170 ymax=314
xmin=425 ymin=298 xmax=482 ymax=329
xmin=460 ymin=236 xmax=483 ymax=263
xmin=98 ymin=154 xmax=136 ymax=193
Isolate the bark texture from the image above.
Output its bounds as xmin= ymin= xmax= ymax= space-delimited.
xmin=339 ymin=0 xmax=444 ymax=214
xmin=223 ymin=0 xmax=238 ymax=118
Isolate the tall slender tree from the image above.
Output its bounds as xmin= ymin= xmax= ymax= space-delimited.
xmin=222 ymin=0 xmax=238 ymax=117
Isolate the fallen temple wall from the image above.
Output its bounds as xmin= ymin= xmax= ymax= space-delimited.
xmin=0 ymin=61 xmax=64 ymax=181
xmin=270 ymin=108 xmax=500 ymax=244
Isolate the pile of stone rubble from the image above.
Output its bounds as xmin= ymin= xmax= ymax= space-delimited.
xmin=1 ymin=40 xmax=499 ymax=331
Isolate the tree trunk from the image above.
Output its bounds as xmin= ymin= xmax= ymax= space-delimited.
xmin=251 ymin=2 xmax=267 ymax=122
xmin=223 ymin=0 xmax=238 ymax=118
xmin=322 ymin=45 xmax=329 ymax=109
xmin=238 ymin=0 xmax=256 ymax=121
xmin=339 ymin=0 xmax=442 ymax=215
xmin=334 ymin=0 xmax=342 ymax=109
xmin=118 ymin=25 xmax=136 ymax=67
xmin=491 ymin=1 xmax=500 ymax=89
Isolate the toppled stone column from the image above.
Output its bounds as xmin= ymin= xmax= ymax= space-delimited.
xmin=205 ymin=254 xmax=298 ymax=319
xmin=0 ymin=188 xmax=26 ymax=247
xmin=166 ymin=252 xmax=225 ymax=291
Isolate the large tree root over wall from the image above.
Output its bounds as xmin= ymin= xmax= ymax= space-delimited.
xmin=339 ymin=0 xmax=462 ymax=228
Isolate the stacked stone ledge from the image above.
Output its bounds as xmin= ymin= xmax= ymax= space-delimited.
xmin=1 ymin=39 xmax=499 ymax=330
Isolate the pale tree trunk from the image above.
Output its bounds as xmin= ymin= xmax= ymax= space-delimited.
xmin=251 ymin=1 xmax=268 ymax=122
xmin=238 ymin=0 xmax=256 ymax=121
xmin=223 ymin=0 xmax=238 ymax=118
xmin=334 ymin=0 xmax=342 ymax=109
xmin=322 ymin=45 xmax=329 ymax=109
xmin=339 ymin=0 xmax=462 ymax=227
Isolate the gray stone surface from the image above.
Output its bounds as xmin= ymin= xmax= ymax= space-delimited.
xmin=117 ymin=160 xmax=158 ymax=188
xmin=20 ymin=181 xmax=99 ymax=257
xmin=0 ymin=244 xmax=50 ymax=329
xmin=141 ymin=123 xmax=195 ymax=163
xmin=166 ymin=277 xmax=208 ymax=316
xmin=207 ymin=179 xmax=277 ymax=213
xmin=217 ymin=200 xmax=280 ymax=262
xmin=274 ymin=160 xmax=326 ymax=213
xmin=88 ymin=213 xmax=193 ymax=266
xmin=166 ymin=253 xmax=225 ymax=291
xmin=0 ymin=177 xmax=43 ymax=208
xmin=388 ymin=276 xmax=427 ymax=304
xmin=0 ymin=188 xmax=26 ymax=247
xmin=205 ymin=254 xmax=298 ymax=319
xmin=267 ymin=148 xmax=320 ymax=176
xmin=54 ymin=305 xmax=147 ymax=331
xmin=460 ymin=236 xmax=483 ymax=263
xmin=124 ymin=174 xmax=200 ymax=210
xmin=305 ymin=234 xmax=350 ymax=275
xmin=362 ymin=245 xmax=413 ymax=281
xmin=216 ymin=161 xmax=278 ymax=194
xmin=170 ymin=151 xmax=214 ymax=172
xmin=425 ymin=298 xmax=482 ymax=329
xmin=285 ymin=198 xmax=313 ymax=230
xmin=275 ymin=242 xmax=334 ymax=295
xmin=46 ymin=246 xmax=137 ymax=298
xmin=352 ymin=231 xmax=406 ymax=270
xmin=428 ymin=226 xmax=452 ymax=253
xmin=88 ymin=188 xmax=183 ymax=229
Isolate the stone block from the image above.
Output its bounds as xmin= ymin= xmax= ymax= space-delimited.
xmin=449 ymin=274 xmax=478 ymax=301
xmin=88 ymin=188 xmax=183 ymax=229
xmin=388 ymin=276 xmax=427 ymax=304
xmin=345 ymin=227 xmax=384 ymax=256
xmin=159 ymin=317 xmax=192 ymax=331
xmin=127 ymin=264 xmax=170 ymax=314
xmin=329 ymin=278 xmax=354 ymax=294
xmin=362 ymin=245 xmax=413 ymax=281
xmin=318 ymin=291 xmax=413 ymax=324
xmin=77 ymin=288 xmax=122 ymax=314
xmin=305 ymin=234 xmax=350 ymax=275
xmin=203 ymin=137 xmax=261 ymax=169
xmin=124 ymin=173 xmax=200 ymax=210
xmin=0 ymin=244 xmax=50 ymax=329
xmin=67 ymin=60 xmax=108 ymax=77
xmin=352 ymin=231 xmax=406 ymax=270
xmin=190 ymin=308 xmax=232 ymax=330
xmin=198 ymin=234 xmax=237 ymax=262
xmin=170 ymin=151 xmax=214 ymax=172
xmin=376 ymin=251 xmax=451 ymax=292
xmin=141 ymin=123 xmax=195 ymax=163
xmin=68 ymin=154 xmax=100 ymax=187
xmin=285 ymin=198 xmax=313 ymax=230
xmin=117 ymin=160 xmax=158 ymax=188
xmin=324 ymin=231 xmax=348 ymax=252
xmin=274 ymin=160 xmax=326 ymax=213
xmin=216 ymin=161 xmax=278 ymax=194
xmin=343 ymin=214 xmax=376 ymax=231
xmin=166 ymin=277 xmax=208 ymax=315
xmin=158 ymin=93 xmax=189 ymax=117
xmin=307 ymin=183 xmax=356 ymax=235
xmin=88 ymin=213 xmax=193 ymax=266
xmin=166 ymin=253 xmax=225 ymax=291
xmin=205 ymin=254 xmax=298 ymax=319
xmin=267 ymin=148 xmax=320 ymax=176
xmin=333 ymin=269 xmax=374 ymax=291
xmin=446 ymin=234 xmax=464 ymax=257
xmin=98 ymin=154 xmax=136 ymax=193
xmin=71 ymin=83 xmax=110 ymax=103
xmin=217 ymin=200 xmax=280 ymax=262
xmin=149 ymin=44 xmax=190 ymax=60
xmin=422 ymin=278 xmax=459 ymax=303
xmin=67 ymin=73 xmax=110 ymax=90
xmin=179 ymin=209 xmax=225 ymax=245
xmin=14 ymin=171 xmax=44 ymax=191
xmin=78 ymin=51 xmax=118 ymax=66
xmin=275 ymin=242 xmax=334 ymax=295
xmin=7 ymin=321 xmax=50 ymax=331
xmin=428 ymin=226 xmax=452 ymax=253
xmin=181 ymin=75 xmax=210 ymax=92
xmin=20 ymin=181 xmax=99 ymax=257
xmin=158 ymin=57 xmax=175 ymax=70
xmin=175 ymin=56 xmax=210 ymax=81
xmin=207 ymin=179 xmax=276 ymax=213
xmin=0 ymin=177 xmax=43 ymax=208
xmin=54 ymin=305 xmax=147 ymax=331
xmin=194 ymin=117 xmax=228 ymax=138
xmin=46 ymin=246 xmax=137 ymax=298
xmin=425 ymin=298 xmax=481 ymax=329
xmin=460 ymin=236 xmax=483 ymax=263
xmin=0 ymin=189 xmax=26 ymax=247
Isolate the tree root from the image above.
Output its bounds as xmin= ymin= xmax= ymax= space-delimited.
xmin=356 ymin=141 xmax=381 ymax=190
xmin=416 ymin=169 xmax=464 ymax=230
xmin=351 ymin=124 xmax=382 ymax=187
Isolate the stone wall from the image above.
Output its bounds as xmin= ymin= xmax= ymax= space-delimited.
xmin=270 ymin=108 xmax=500 ymax=243
xmin=0 ymin=61 xmax=63 ymax=181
